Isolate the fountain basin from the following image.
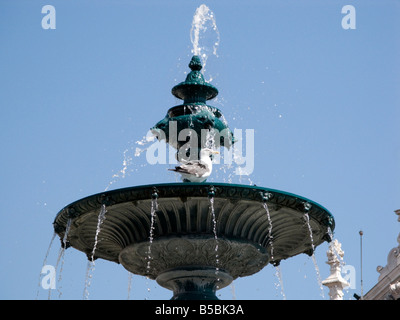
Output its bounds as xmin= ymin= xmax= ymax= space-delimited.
xmin=53 ymin=182 xmax=334 ymax=299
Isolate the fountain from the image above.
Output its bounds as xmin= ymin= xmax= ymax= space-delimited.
xmin=52 ymin=53 xmax=335 ymax=300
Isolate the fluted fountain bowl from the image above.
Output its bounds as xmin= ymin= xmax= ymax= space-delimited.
xmin=53 ymin=182 xmax=334 ymax=299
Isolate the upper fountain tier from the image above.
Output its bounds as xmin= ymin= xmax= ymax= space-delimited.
xmin=171 ymin=55 xmax=218 ymax=104
xmin=152 ymin=56 xmax=235 ymax=160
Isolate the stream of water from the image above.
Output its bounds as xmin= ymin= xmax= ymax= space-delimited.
xmin=190 ymin=4 xmax=220 ymax=77
xmin=146 ymin=198 xmax=158 ymax=275
xmin=304 ymin=211 xmax=325 ymax=298
xmin=209 ymin=197 xmax=220 ymax=280
xmin=36 ymin=232 xmax=56 ymax=299
xmin=127 ymin=272 xmax=133 ymax=300
xmin=262 ymin=201 xmax=286 ymax=299
xmin=144 ymin=197 xmax=159 ymax=298
xmin=83 ymin=204 xmax=107 ymax=300
xmin=48 ymin=218 xmax=72 ymax=300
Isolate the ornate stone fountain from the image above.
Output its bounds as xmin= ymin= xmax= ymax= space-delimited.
xmin=53 ymin=56 xmax=335 ymax=300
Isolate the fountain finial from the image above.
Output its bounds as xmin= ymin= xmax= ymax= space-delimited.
xmin=171 ymin=55 xmax=218 ymax=103
xmin=189 ymin=55 xmax=202 ymax=71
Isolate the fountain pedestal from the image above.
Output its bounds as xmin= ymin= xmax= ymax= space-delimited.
xmin=157 ymin=268 xmax=233 ymax=300
xmin=119 ymin=235 xmax=269 ymax=299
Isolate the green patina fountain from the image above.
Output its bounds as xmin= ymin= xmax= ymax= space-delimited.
xmin=53 ymin=56 xmax=334 ymax=300
xmin=151 ymin=55 xmax=235 ymax=162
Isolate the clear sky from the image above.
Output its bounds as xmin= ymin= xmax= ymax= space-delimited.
xmin=1 ymin=0 xmax=399 ymax=300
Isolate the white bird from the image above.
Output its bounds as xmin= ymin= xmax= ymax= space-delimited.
xmin=168 ymin=148 xmax=219 ymax=182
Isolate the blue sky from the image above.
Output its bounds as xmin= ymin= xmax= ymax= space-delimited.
xmin=1 ymin=0 xmax=399 ymax=300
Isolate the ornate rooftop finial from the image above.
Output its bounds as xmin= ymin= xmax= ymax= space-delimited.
xmin=322 ymin=239 xmax=349 ymax=300
xmin=363 ymin=209 xmax=400 ymax=300
xmin=376 ymin=210 xmax=400 ymax=281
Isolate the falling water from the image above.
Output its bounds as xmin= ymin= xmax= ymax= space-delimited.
xmin=303 ymin=209 xmax=325 ymax=298
xmin=134 ymin=133 xmax=156 ymax=158
xmin=105 ymin=148 xmax=132 ymax=191
xmin=327 ymin=226 xmax=334 ymax=243
xmin=230 ymin=283 xmax=236 ymax=300
xmin=145 ymin=196 xmax=158 ymax=297
xmin=83 ymin=204 xmax=107 ymax=300
xmin=274 ymin=265 xmax=286 ymax=300
xmin=83 ymin=261 xmax=94 ymax=300
xmin=48 ymin=218 xmax=71 ymax=300
xmin=262 ymin=199 xmax=286 ymax=299
xmin=127 ymin=272 xmax=133 ymax=300
xmin=57 ymin=226 xmax=70 ymax=298
xmin=146 ymin=198 xmax=158 ymax=276
xmin=36 ymin=232 xmax=56 ymax=299
xmin=190 ymin=4 xmax=220 ymax=74
xmin=104 ymin=134 xmax=156 ymax=192
xmin=91 ymin=204 xmax=107 ymax=261
xmin=262 ymin=202 xmax=274 ymax=260
xmin=209 ymin=196 xmax=220 ymax=282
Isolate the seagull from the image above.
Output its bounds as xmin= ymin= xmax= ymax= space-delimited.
xmin=168 ymin=148 xmax=219 ymax=182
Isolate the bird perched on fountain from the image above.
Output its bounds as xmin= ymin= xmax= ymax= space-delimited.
xmin=168 ymin=148 xmax=219 ymax=182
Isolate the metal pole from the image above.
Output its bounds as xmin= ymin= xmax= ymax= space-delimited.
xmin=359 ymin=230 xmax=363 ymax=299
